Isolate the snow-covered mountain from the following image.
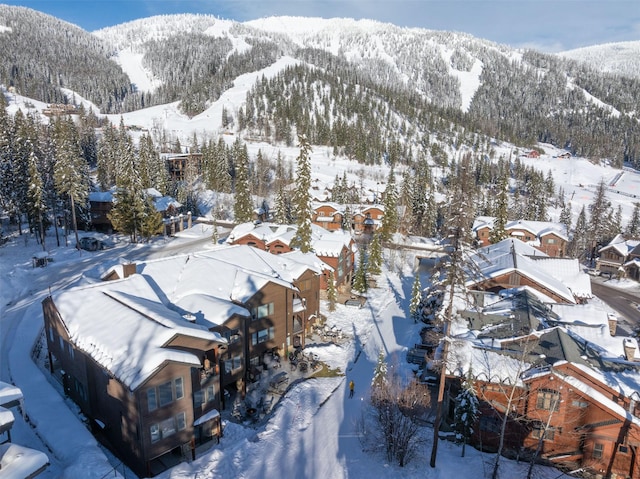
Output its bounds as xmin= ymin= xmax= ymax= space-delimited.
xmin=2 ymin=6 xmax=640 ymax=168
xmin=559 ymin=41 xmax=640 ymax=79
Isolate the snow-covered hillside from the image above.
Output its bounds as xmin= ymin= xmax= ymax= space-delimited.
xmin=559 ymin=40 xmax=640 ymax=79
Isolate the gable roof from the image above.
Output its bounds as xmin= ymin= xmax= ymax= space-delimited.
xmin=51 ymin=274 xmax=226 ymax=391
xmin=472 ymin=216 xmax=568 ymax=241
xmin=467 ymin=238 xmax=578 ymax=303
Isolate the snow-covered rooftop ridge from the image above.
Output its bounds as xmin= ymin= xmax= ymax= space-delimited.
xmin=469 ymin=238 xmax=584 ymax=304
xmin=473 ymin=216 xmax=568 ymax=239
xmin=52 ymin=274 xmax=226 ymax=391
xmin=227 ymin=221 xmax=352 ymax=257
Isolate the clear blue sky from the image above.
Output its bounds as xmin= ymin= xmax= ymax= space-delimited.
xmin=2 ymin=0 xmax=639 ymax=52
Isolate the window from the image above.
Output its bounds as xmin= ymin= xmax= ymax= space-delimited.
xmin=160 ymin=417 xmax=176 ymax=439
xmin=619 ymin=445 xmax=629 ymax=453
xmin=150 ymin=423 xmax=160 ymax=443
xmin=158 ymin=381 xmax=173 ymax=407
xmin=252 ymin=326 xmax=275 ymax=346
xmin=536 ymin=389 xmax=560 ymax=411
xmin=148 ymin=377 xmax=184 ymax=410
xmin=224 ymin=355 xmax=242 ymax=373
xmin=176 ymin=412 xmax=186 ymax=431
xmin=252 ymin=302 xmax=274 ymax=320
xmin=147 ymin=389 xmax=158 ymax=412
xmin=547 ymin=238 xmax=556 ymax=244
xmin=532 ymin=425 xmax=555 ymax=441
xmin=572 ymin=400 xmax=588 ymax=408
xmin=48 ymin=327 xmax=54 ymax=342
xmin=194 ymin=390 xmax=204 ymax=409
xmin=206 ymin=385 xmax=215 ymax=403
xmin=593 ymin=443 xmax=604 ymax=459
xmin=68 ymin=344 xmax=74 ymax=360
xmin=175 ymin=378 xmax=184 ymax=400
xmin=59 ymin=336 xmax=64 ymax=350
xmin=223 ymin=329 xmax=241 ymax=344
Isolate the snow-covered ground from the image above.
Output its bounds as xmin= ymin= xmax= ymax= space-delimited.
xmin=0 ymin=225 xmax=575 ymax=479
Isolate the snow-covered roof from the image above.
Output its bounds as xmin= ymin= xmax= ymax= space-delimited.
xmin=0 ymin=443 xmax=49 ymax=479
xmin=0 ymin=382 xmax=23 ymax=407
xmin=472 ymin=216 xmax=568 ymax=241
xmin=468 ymin=238 xmax=577 ymax=304
xmin=52 ymin=274 xmax=226 ymax=391
xmin=599 ymin=233 xmax=640 ymax=256
xmin=0 ymin=407 xmax=13 ymax=429
xmin=529 ymin=257 xmax=592 ymax=298
xmin=227 ymin=222 xmax=352 ymax=259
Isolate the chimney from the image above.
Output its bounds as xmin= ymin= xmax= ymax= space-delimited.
xmin=608 ymin=313 xmax=618 ymax=336
xmin=122 ymin=262 xmax=137 ymax=278
xmin=624 ymin=338 xmax=636 ymax=361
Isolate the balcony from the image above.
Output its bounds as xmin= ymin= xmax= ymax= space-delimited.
xmin=292 ymin=297 xmax=306 ymax=313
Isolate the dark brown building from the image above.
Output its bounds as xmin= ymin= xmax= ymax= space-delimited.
xmin=42 ymin=245 xmax=318 ymax=476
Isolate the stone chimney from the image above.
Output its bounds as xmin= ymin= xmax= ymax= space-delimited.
xmin=608 ymin=313 xmax=618 ymax=336
xmin=624 ymin=338 xmax=637 ymax=362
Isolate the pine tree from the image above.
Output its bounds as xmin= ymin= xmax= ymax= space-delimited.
xmin=588 ymin=179 xmax=612 ymax=250
xmin=368 ymin=232 xmax=382 ymax=275
xmin=27 ymin=149 xmax=47 ymax=249
xmin=489 ymin=174 xmax=509 ymax=244
xmin=138 ymin=196 xmax=164 ymax=242
xmin=559 ymin=201 xmax=572 ymax=236
xmin=10 ymin=110 xmax=32 ymax=234
xmin=453 ymin=371 xmax=479 ymax=458
xmin=431 ymin=152 xmax=477 ymax=468
xmin=52 ymin=116 xmax=89 ymax=249
xmin=371 ymin=350 xmax=387 ymax=389
xmin=380 ymin=167 xmax=399 ymax=242
xmin=327 ymin=270 xmax=337 ymax=312
xmin=274 ymin=184 xmax=292 ymax=224
xmin=290 ymin=134 xmax=313 ymax=252
xmin=409 ymin=274 xmax=422 ymax=322
xmin=352 ymin=247 xmax=368 ymax=294
xmin=108 ymin=121 xmax=146 ymax=242
xmin=569 ymin=205 xmax=589 ymax=260
xmin=626 ymin=203 xmax=640 ymax=238
xmin=232 ymin=139 xmax=253 ymax=223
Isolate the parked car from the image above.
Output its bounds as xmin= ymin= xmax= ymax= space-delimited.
xmin=77 ymin=237 xmax=104 ymax=251
xmin=344 ymin=297 xmax=365 ymax=308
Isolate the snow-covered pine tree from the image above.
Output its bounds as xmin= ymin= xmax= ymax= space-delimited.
xmin=453 ymin=371 xmax=479 ymax=457
xmin=569 ymin=205 xmax=588 ymax=260
xmin=108 ymin=121 xmax=145 ymax=242
xmin=96 ymin=122 xmax=119 ymax=190
xmin=232 ymin=138 xmax=253 ymax=224
xmin=352 ymin=247 xmax=368 ymax=294
xmin=380 ymin=167 xmax=398 ymax=243
xmin=588 ymin=179 xmax=613 ymax=249
xmin=138 ymin=196 xmax=163 ymax=242
xmin=27 ymin=149 xmax=47 ymax=249
xmin=368 ymin=232 xmax=382 ymax=275
xmin=371 ymin=349 xmax=387 ymax=389
xmin=627 ymin=203 xmax=640 ymax=238
xmin=327 ymin=270 xmax=337 ymax=312
xmin=559 ymin=201 xmax=572 ymax=236
xmin=489 ymin=173 xmax=509 ymax=244
xmin=290 ymin=133 xmax=313 ymax=253
xmin=409 ymin=274 xmax=422 ymax=323
xmin=52 ymin=116 xmax=89 ymax=249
